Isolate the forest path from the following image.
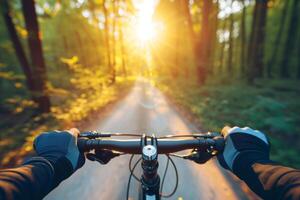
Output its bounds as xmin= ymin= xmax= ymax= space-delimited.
xmin=45 ymin=79 xmax=252 ymax=200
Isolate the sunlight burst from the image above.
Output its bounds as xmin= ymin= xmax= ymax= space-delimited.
xmin=133 ymin=0 xmax=158 ymax=44
xmin=136 ymin=20 xmax=156 ymax=42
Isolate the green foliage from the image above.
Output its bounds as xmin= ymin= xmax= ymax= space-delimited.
xmin=159 ymin=78 xmax=300 ymax=168
xmin=51 ymin=56 xmax=130 ymax=123
xmin=1 ymin=0 xmax=299 ymax=170
xmin=0 ymin=0 xmax=135 ymax=167
xmin=0 ymin=66 xmax=133 ymax=167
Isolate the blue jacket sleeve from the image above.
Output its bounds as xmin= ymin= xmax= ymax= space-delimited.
xmin=0 ymin=157 xmax=73 ymax=200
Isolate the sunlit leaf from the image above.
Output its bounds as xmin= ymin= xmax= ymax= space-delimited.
xmin=16 ymin=25 xmax=28 ymax=38
xmin=14 ymin=82 xmax=23 ymax=88
xmin=60 ymin=56 xmax=79 ymax=66
xmin=14 ymin=107 xmax=23 ymax=113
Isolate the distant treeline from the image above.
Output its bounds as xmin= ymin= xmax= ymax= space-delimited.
xmin=153 ymin=0 xmax=300 ymax=83
xmin=0 ymin=0 xmax=299 ymax=114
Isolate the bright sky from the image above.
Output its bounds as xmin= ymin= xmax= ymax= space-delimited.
xmin=132 ymin=0 xmax=159 ymax=44
xmin=218 ymin=0 xmax=252 ymax=18
xmin=79 ymin=0 xmax=248 ymax=46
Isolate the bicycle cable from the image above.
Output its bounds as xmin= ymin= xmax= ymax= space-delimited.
xmin=160 ymin=155 xmax=179 ymax=198
xmin=127 ymin=154 xmax=179 ymax=199
xmin=159 ymin=154 xmax=170 ymax=195
xmin=129 ymin=154 xmax=142 ymax=182
xmin=126 ymin=155 xmax=142 ymax=200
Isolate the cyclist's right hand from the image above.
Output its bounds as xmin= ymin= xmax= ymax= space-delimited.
xmin=217 ymin=126 xmax=270 ymax=174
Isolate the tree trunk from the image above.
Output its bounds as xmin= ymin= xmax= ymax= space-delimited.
xmin=227 ymin=2 xmax=234 ymax=74
xmin=75 ymin=31 xmax=87 ymax=66
xmin=117 ymin=1 xmax=127 ymax=77
xmin=102 ymin=0 xmax=113 ymax=83
xmin=119 ymin=26 xmax=127 ymax=77
xmin=280 ymin=0 xmax=299 ymax=78
xmin=87 ymin=0 xmax=104 ymax=66
xmin=196 ymin=0 xmax=213 ymax=84
xmin=219 ymin=17 xmax=228 ymax=74
xmin=179 ymin=0 xmax=193 ymax=78
xmin=298 ymin=29 xmax=300 ymax=79
xmin=240 ymin=0 xmax=247 ymax=76
xmin=1 ymin=0 xmax=34 ymax=91
xmin=207 ymin=0 xmax=219 ymax=76
xmin=247 ymin=0 xmax=268 ymax=83
xmin=62 ymin=35 xmax=69 ymax=54
xmin=111 ymin=0 xmax=118 ymax=83
xmin=173 ymin=1 xmax=183 ymax=78
xmin=181 ymin=0 xmax=196 ymax=54
xmin=21 ymin=0 xmax=50 ymax=113
xmin=174 ymin=25 xmax=180 ymax=78
xmin=267 ymin=0 xmax=289 ymax=78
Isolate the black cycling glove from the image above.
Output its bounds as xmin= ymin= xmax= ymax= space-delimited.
xmin=28 ymin=129 xmax=85 ymax=187
xmin=217 ymin=126 xmax=270 ymax=176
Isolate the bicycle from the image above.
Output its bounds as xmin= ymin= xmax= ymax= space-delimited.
xmin=77 ymin=131 xmax=225 ymax=200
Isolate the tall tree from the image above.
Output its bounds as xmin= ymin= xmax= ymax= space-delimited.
xmin=227 ymin=1 xmax=234 ymax=74
xmin=75 ymin=31 xmax=87 ymax=66
xmin=196 ymin=0 xmax=213 ymax=84
xmin=173 ymin=1 xmax=184 ymax=78
xmin=267 ymin=0 xmax=290 ymax=78
xmin=102 ymin=0 xmax=113 ymax=83
xmin=179 ymin=0 xmax=194 ymax=78
xmin=240 ymin=0 xmax=247 ymax=76
xmin=219 ymin=18 xmax=228 ymax=74
xmin=118 ymin=24 xmax=127 ymax=76
xmin=208 ymin=0 xmax=219 ymax=75
xmin=111 ymin=0 xmax=118 ymax=83
xmin=280 ymin=0 xmax=299 ymax=78
xmin=247 ymin=0 xmax=268 ymax=83
xmin=117 ymin=0 xmax=127 ymax=76
xmin=298 ymin=34 xmax=300 ymax=79
xmin=181 ymin=0 xmax=196 ymax=54
xmin=1 ymin=0 xmax=34 ymax=91
xmin=21 ymin=0 xmax=50 ymax=112
xmin=86 ymin=0 xmax=103 ymax=66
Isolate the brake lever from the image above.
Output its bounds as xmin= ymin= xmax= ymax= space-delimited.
xmin=86 ymin=149 xmax=122 ymax=164
xmin=169 ymin=135 xmax=224 ymax=162
xmin=182 ymin=149 xmax=213 ymax=164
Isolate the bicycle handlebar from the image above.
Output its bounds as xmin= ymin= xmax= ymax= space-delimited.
xmin=77 ymin=137 xmax=224 ymax=154
xmin=77 ymin=133 xmax=224 ymax=199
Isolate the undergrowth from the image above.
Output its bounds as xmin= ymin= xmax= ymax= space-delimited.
xmin=158 ymin=78 xmax=300 ymax=168
xmin=0 ymin=57 xmax=134 ymax=167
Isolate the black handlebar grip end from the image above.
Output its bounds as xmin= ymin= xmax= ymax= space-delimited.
xmin=214 ymin=136 xmax=225 ymax=153
xmin=77 ymin=138 xmax=88 ymax=152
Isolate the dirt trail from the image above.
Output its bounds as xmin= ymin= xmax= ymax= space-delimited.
xmin=45 ymin=80 xmax=254 ymax=200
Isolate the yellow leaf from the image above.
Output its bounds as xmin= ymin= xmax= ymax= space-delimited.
xmin=60 ymin=56 xmax=79 ymax=66
xmin=16 ymin=25 xmax=28 ymax=38
xmin=15 ymin=82 xmax=23 ymax=88
xmin=14 ymin=107 xmax=23 ymax=113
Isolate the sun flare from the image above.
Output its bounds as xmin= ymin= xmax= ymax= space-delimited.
xmin=133 ymin=0 xmax=158 ymax=44
xmin=136 ymin=20 xmax=156 ymax=42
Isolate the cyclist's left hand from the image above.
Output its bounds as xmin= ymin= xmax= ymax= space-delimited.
xmin=33 ymin=128 xmax=85 ymax=172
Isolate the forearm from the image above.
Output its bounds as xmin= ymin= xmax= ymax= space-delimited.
xmin=0 ymin=157 xmax=73 ymax=200
xmin=233 ymin=156 xmax=300 ymax=200
xmin=218 ymin=127 xmax=300 ymax=199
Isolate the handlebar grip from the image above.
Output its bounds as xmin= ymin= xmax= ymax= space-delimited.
xmin=77 ymin=138 xmax=89 ymax=152
xmin=213 ymin=136 xmax=225 ymax=153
